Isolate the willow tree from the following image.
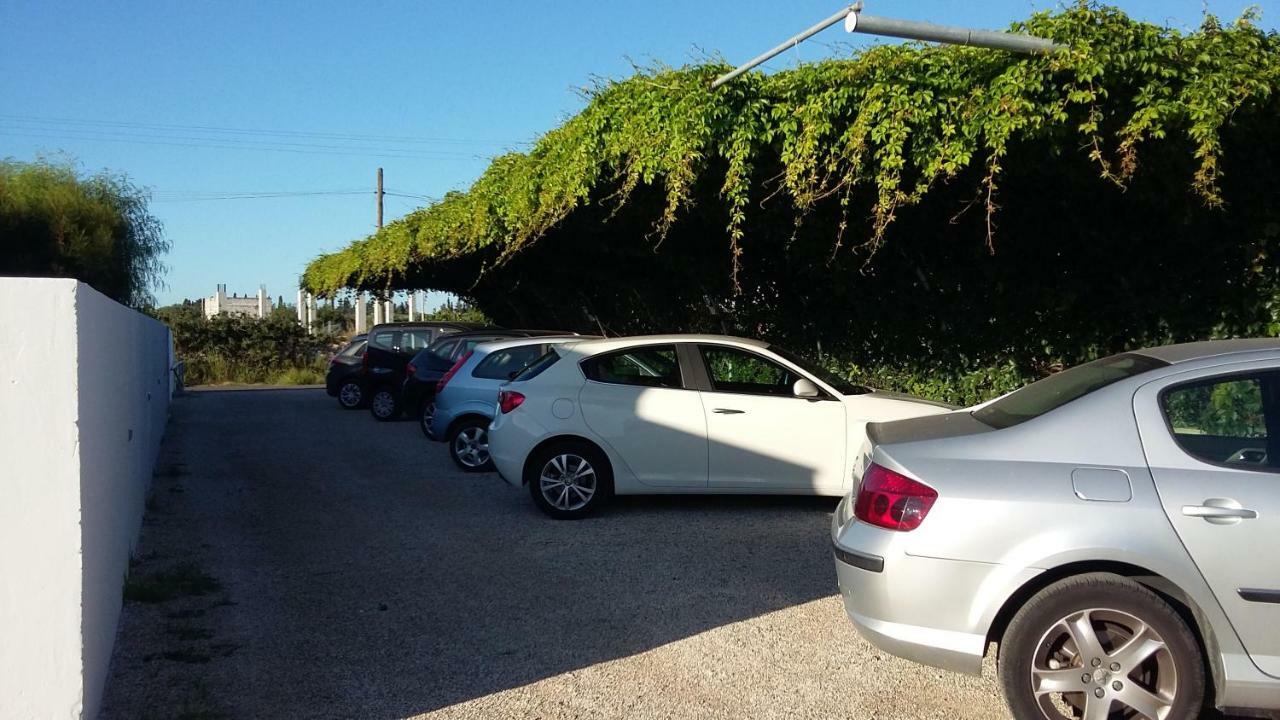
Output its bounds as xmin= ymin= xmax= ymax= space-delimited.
xmin=304 ymin=5 xmax=1280 ymax=403
xmin=1 ymin=159 xmax=168 ymax=307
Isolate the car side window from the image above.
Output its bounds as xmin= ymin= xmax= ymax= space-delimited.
xmin=1161 ymin=374 xmax=1273 ymax=468
xmin=473 ymin=345 xmax=545 ymax=380
xmin=700 ymin=345 xmax=797 ymax=396
xmin=581 ymin=345 xmax=682 ymax=389
xmin=402 ymin=330 xmax=434 ymax=351
xmin=431 ymin=339 xmax=459 ymax=360
xmin=371 ymin=331 xmax=396 ymax=350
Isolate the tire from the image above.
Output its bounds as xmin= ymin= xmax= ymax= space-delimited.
xmin=369 ymin=387 xmax=400 ymax=421
xmin=525 ymin=440 xmax=612 ymax=519
xmin=448 ymin=418 xmax=494 ymax=472
xmin=337 ymin=380 xmax=364 ymax=409
xmin=418 ymin=399 xmax=436 ymax=439
xmin=998 ymin=572 xmax=1206 ymax=720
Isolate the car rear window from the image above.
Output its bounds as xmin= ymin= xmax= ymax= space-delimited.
xmin=513 ymin=349 xmax=561 ymax=382
xmin=973 ymin=353 xmax=1168 ymax=429
xmin=474 ymin=344 xmax=546 ymax=380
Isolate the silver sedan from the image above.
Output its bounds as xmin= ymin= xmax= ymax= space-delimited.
xmin=832 ymin=339 xmax=1280 ymax=719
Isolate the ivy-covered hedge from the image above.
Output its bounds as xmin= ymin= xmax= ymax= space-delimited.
xmin=304 ymin=4 xmax=1280 ymax=404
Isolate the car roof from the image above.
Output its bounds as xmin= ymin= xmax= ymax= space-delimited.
xmin=470 ymin=336 xmax=592 ymax=354
xmin=1131 ymin=338 xmax=1280 ymax=364
xmin=368 ymin=321 xmax=493 ymax=331
xmin=561 ymin=334 xmax=770 ymax=355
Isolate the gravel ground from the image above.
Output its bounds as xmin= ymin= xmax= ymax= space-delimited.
xmin=100 ymin=388 xmax=1253 ymax=720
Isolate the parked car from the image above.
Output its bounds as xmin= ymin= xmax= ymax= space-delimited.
xmin=325 ymin=334 xmax=368 ymax=408
xmin=429 ymin=336 xmax=590 ymax=471
xmin=362 ymin=322 xmax=495 ymax=421
xmin=402 ymin=329 xmax=581 ymax=432
xmin=831 ymin=339 xmax=1280 ymax=719
xmin=488 ymin=334 xmax=952 ymax=518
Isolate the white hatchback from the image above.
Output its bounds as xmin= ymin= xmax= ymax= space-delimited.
xmin=488 ymin=334 xmax=952 ymax=518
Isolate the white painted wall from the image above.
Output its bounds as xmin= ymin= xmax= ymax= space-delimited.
xmin=0 ymin=278 xmax=172 ymax=720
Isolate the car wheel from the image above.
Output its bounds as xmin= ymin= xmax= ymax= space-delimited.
xmin=525 ymin=441 xmax=611 ymax=519
xmin=337 ymin=381 xmax=364 ymax=409
xmin=419 ymin=400 xmax=436 ymax=438
xmin=369 ymin=387 xmax=400 ymax=421
xmin=999 ymin=572 xmax=1205 ymax=720
xmin=449 ymin=419 xmax=494 ymax=472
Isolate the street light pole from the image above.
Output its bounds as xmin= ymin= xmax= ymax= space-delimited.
xmin=711 ymin=3 xmax=1063 ymax=89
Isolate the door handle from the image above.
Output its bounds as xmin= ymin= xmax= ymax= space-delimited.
xmin=712 ymin=408 xmax=745 ymax=414
xmin=1182 ymin=500 xmax=1257 ymax=523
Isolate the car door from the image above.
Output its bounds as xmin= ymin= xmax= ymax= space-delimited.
xmin=693 ymin=344 xmax=846 ymax=493
xmin=1133 ymin=365 xmax=1280 ymax=678
xmin=577 ymin=344 xmax=708 ymax=489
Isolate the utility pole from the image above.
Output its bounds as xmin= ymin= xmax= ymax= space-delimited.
xmin=376 ymin=167 xmax=384 ymax=230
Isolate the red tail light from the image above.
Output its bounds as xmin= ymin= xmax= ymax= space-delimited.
xmin=853 ymin=463 xmax=937 ymax=532
xmin=436 ymin=350 xmax=472 ymax=393
xmin=361 ymin=352 xmax=368 ymax=370
xmin=406 ymin=362 xmax=416 ymax=376
xmin=498 ymin=390 xmax=525 ymax=414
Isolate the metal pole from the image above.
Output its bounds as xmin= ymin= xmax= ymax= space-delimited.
xmin=711 ymin=5 xmax=1063 ymax=89
xmin=846 ymin=13 xmax=1061 ymax=54
xmin=711 ymin=5 xmax=855 ymax=89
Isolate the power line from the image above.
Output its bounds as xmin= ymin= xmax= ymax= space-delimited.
xmin=0 ymin=128 xmax=488 ymax=160
xmin=0 ymin=113 xmax=524 ymax=148
xmin=150 ymin=190 xmax=375 ymax=203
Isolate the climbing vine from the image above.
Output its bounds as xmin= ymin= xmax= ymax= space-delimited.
xmin=303 ymin=4 xmax=1278 ymax=296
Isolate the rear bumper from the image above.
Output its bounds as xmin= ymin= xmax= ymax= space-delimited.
xmin=428 ymin=405 xmax=460 ymax=442
xmin=489 ymin=411 xmax=547 ymax=489
xmin=831 ymin=496 xmax=1038 ymax=676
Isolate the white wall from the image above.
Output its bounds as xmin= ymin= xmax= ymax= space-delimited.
xmin=0 ymin=278 xmax=172 ymax=720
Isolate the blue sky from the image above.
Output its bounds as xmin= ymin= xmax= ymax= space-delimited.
xmin=2 ymin=1 xmax=1276 ymax=307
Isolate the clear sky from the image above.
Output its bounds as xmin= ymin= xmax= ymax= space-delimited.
xmin=2 ymin=1 xmax=1275 ymax=307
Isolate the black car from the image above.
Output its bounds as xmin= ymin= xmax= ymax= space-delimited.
xmin=403 ymin=329 xmax=580 ymax=434
xmin=325 ymin=334 xmax=368 ymax=408
xmin=363 ymin=322 xmax=497 ymax=421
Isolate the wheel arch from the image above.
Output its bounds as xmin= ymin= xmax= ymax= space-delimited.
xmin=986 ymin=560 xmax=1225 ymax=706
xmin=446 ymin=412 xmax=494 ymax=439
xmin=521 ymin=434 xmax=613 ymax=486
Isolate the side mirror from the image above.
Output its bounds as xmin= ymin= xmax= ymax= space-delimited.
xmin=793 ymin=378 xmax=821 ymax=399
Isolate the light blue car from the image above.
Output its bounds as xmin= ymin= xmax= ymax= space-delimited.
xmin=429 ymin=336 xmax=585 ymax=471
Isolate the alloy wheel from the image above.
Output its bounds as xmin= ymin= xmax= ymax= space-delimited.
xmin=1029 ymin=607 xmax=1176 ymax=720
xmin=452 ymin=426 xmax=490 ymax=468
xmin=539 ymin=454 xmax=597 ymax=511
xmin=371 ymin=391 xmax=395 ymax=419
xmin=339 ymin=382 xmax=362 ymax=408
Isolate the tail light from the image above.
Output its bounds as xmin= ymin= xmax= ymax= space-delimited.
xmin=498 ymin=390 xmax=525 ymax=414
xmin=436 ymin=350 xmax=472 ymax=393
xmin=406 ymin=362 xmax=416 ymax=376
xmin=853 ymin=463 xmax=937 ymax=532
xmin=361 ymin=352 xmax=368 ymax=371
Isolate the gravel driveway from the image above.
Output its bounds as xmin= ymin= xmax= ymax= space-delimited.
xmin=99 ymin=387 xmax=1012 ymax=719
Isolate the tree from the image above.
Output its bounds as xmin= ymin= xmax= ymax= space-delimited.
xmin=1 ymin=158 xmax=168 ymax=307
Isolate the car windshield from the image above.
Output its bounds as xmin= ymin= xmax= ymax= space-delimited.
xmin=973 ymin=352 xmax=1169 ymax=429
xmin=767 ymin=345 xmax=870 ymax=395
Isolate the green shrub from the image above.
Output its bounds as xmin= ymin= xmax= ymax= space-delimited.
xmin=150 ymin=304 xmax=337 ymax=385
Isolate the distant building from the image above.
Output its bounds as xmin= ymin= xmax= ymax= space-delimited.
xmin=203 ymin=284 xmax=271 ymax=319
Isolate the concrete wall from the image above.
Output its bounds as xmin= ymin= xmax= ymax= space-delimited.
xmin=0 ymin=278 xmax=172 ymax=720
